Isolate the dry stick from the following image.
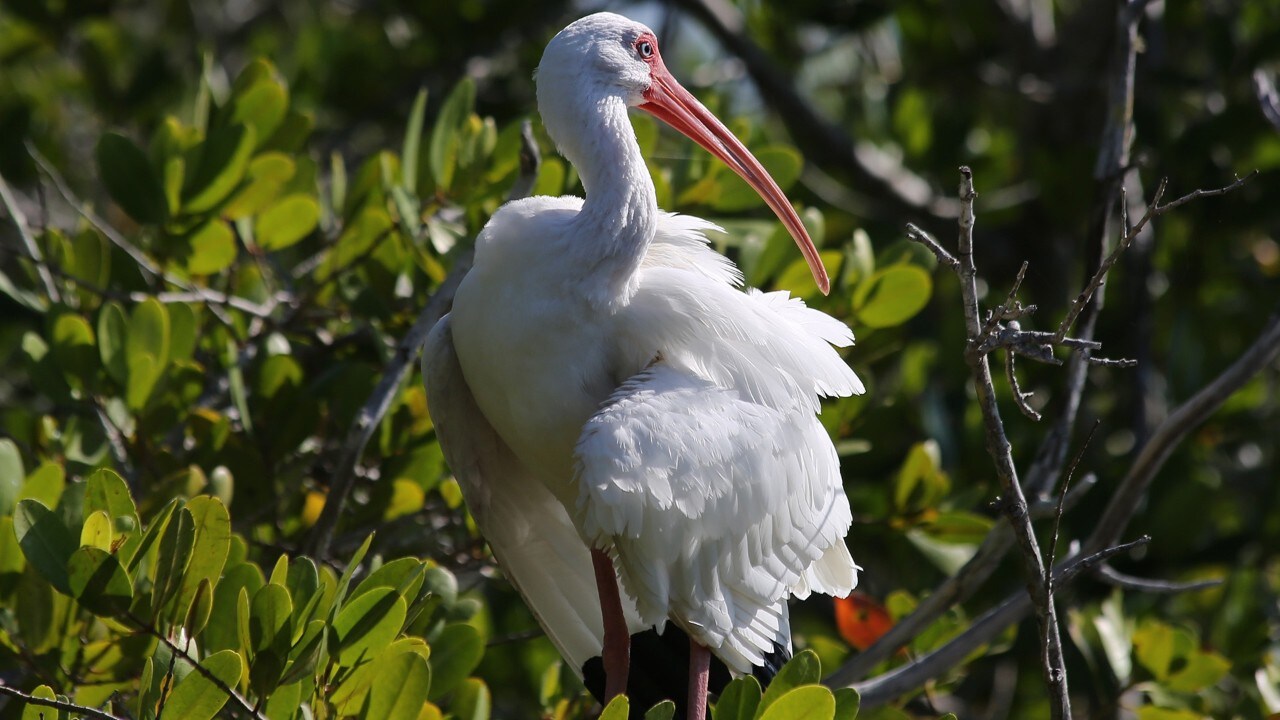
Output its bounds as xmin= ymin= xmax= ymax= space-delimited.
xmin=849 ymin=535 xmax=1150 ymax=708
xmin=1093 ymin=565 xmax=1224 ymax=594
xmin=0 ymin=173 xmax=60 ymax=302
xmin=124 ymin=612 xmax=267 ymax=720
xmin=305 ymin=120 xmax=541 ymax=558
xmin=950 ymin=167 xmax=1071 ymax=720
xmin=0 ymin=684 xmax=123 ymax=720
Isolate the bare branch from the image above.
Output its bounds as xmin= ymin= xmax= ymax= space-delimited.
xmin=0 ymin=684 xmax=123 ymax=720
xmin=1005 ymin=350 xmax=1041 ymax=421
xmin=0 ymin=173 xmax=60 ymax=303
xmin=1094 ymin=565 xmax=1224 ymax=594
xmin=1085 ymin=309 xmax=1280 ymax=553
xmin=1044 ymin=421 xmax=1100 ymax=618
xmin=904 ymin=223 xmax=959 ymax=270
xmin=305 ymin=121 xmax=541 ymax=558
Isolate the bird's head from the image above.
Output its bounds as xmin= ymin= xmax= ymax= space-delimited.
xmin=538 ymin=12 xmax=830 ymax=294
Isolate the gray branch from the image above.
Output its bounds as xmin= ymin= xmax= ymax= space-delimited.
xmin=1254 ymin=69 xmax=1280 ymax=133
xmin=0 ymin=173 xmax=60 ymax=303
xmin=1094 ymin=565 xmax=1224 ymax=594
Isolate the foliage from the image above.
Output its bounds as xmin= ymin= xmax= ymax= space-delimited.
xmin=0 ymin=1 xmax=1277 ymax=719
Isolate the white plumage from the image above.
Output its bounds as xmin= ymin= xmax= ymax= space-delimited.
xmin=422 ymin=11 xmax=865 ymax=711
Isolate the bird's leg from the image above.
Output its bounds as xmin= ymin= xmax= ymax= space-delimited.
xmin=687 ymin=639 xmax=710 ymax=720
xmin=591 ymin=548 xmax=630 ymax=702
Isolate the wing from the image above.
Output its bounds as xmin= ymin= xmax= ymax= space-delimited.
xmin=423 ymin=313 xmax=627 ymax=674
xmin=574 ymin=362 xmax=860 ymax=675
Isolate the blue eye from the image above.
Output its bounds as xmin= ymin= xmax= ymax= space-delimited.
xmin=638 ymin=41 xmax=654 ymax=59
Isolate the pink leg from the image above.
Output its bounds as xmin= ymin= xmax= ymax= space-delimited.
xmin=592 ymin=548 xmax=630 ymax=702
xmin=688 ymin=639 xmax=710 ymax=720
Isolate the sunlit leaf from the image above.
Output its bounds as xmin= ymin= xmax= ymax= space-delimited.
xmin=162 ymin=649 xmax=244 ymax=720
xmin=758 ymin=686 xmax=836 ymax=720
xmin=853 ymin=264 xmax=932 ymax=329
xmin=427 ymin=622 xmax=484 ymax=701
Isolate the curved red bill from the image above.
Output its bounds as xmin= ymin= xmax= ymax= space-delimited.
xmin=639 ymin=58 xmax=829 ymax=294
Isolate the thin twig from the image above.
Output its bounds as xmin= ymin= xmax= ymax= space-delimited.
xmin=1005 ymin=348 xmax=1040 ymax=421
xmin=951 ymin=166 xmax=1071 ymax=720
xmin=0 ymin=173 xmax=60 ymax=302
xmin=305 ymin=120 xmax=541 ymax=558
xmin=0 ymin=684 xmax=123 ymax=720
xmin=124 ymin=612 xmax=267 ymax=720
xmin=1043 ymin=421 xmax=1100 ymax=632
xmin=1093 ymin=565 xmax=1225 ymax=594
xmin=904 ymin=223 xmax=959 ymax=270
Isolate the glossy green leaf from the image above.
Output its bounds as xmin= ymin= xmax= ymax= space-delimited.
xmin=333 ymin=586 xmax=406 ymax=666
xmin=13 ymin=499 xmax=76 ymax=595
xmin=853 ymin=264 xmax=933 ymax=329
xmin=713 ymin=675 xmax=761 ymax=720
xmin=174 ymin=496 xmax=231 ymax=620
xmin=162 ymin=649 xmax=244 ymax=720
xmin=183 ymin=124 xmax=257 ymax=214
xmin=429 ymin=78 xmax=476 ymax=190
xmin=0 ymin=438 xmax=21 ymax=516
xmin=127 ymin=297 xmax=170 ymax=372
xmin=97 ymin=132 xmax=168 ymax=224
xmin=151 ymin=505 xmax=195 ymax=617
xmin=644 ymin=699 xmax=676 ymax=720
xmin=758 ymin=650 xmax=822 ymax=714
xmin=186 ymin=576 xmax=214 ymax=637
xmin=49 ymin=313 xmax=96 ymax=387
xmin=184 ymin=220 xmax=237 ymax=275
xmin=257 ymin=194 xmax=320 ymax=251
xmin=96 ymin=302 xmax=129 ymax=385
xmin=250 ymin=582 xmax=293 ymax=695
xmin=230 ymin=80 xmax=288 ymax=150
xmin=20 ymin=684 xmax=60 ymax=720
xmin=363 ymin=649 xmax=432 ymax=720
xmin=833 ymin=687 xmax=860 ymax=720
xmin=18 ymin=461 xmax=65 ymax=510
xmin=758 ymin=686 xmax=836 ymax=720
xmin=426 ymin=622 xmax=484 ymax=701
xmin=84 ymin=468 xmax=139 ymax=539
xmin=80 ymin=510 xmax=113 ymax=551
xmin=331 ymin=531 xmax=375 ymax=616
xmin=67 ymin=546 xmax=132 ymax=616
xmin=125 ymin=352 xmax=161 ymax=411
xmin=224 ymin=152 xmax=296 ymax=218
xmin=599 ymin=695 xmax=630 ymax=720
xmin=401 ymin=87 xmax=428 ymax=193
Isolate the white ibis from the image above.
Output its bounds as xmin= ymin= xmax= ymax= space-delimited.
xmin=423 ymin=12 xmax=863 ymax=718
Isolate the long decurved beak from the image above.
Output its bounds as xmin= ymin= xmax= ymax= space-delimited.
xmin=639 ymin=60 xmax=829 ymax=294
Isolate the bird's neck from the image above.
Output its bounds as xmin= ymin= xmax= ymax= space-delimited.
xmin=560 ymin=94 xmax=657 ymax=304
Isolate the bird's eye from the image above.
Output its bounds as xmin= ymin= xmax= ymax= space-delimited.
xmin=637 ymin=40 xmax=654 ymax=59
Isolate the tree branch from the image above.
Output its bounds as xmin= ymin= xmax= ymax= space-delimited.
xmin=0 ymin=684 xmax=123 ymax=720
xmin=0 ymin=173 xmax=60 ymax=303
xmin=1093 ymin=565 xmax=1224 ymax=594
xmin=1254 ymin=69 xmax=1280 ymax=133
xmin=304 ymin=120 xmax=541 ymax=558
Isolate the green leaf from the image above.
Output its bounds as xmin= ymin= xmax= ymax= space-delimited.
xmin=20 ymin=684 xmax=60 ymax=720
xmin=186 ymin=576 xmax=214 ymax=637
xmin=599 ymin=695 xmax=630 ymax=720
xmin=184 ymin=220 xmax=237 ymax=275
xmin=759 ymin=650 xmax=822 ymax=714
xmin=1166 ymin=650 xmax=1231 ymax=693
xmin=893 ymin=441 xmax=949 ymax=514
xmin=66 ymin=546 xmax=133 ymax=616
xmin=401 ymin=87 xmax=428 ymax=193
xmin=127 ymin=297 xmax=171 ymax=372
xmin=18 ymin=461 xmax=65 ymax=510
xmin=712 ymin=146 xmax=803 ymax=212
xmin=363 ymin=650 xmax=432 ymax=720
xmin=1135 ymin=708 xmax=1202 ymax=720
xmin=757 ymin=686 xmax=836 ymax=720
xmin=183 ymin=124 xmax=257 ymax=214
xmin=713 ymin=676 xmax=761 ymax=720
xmin=644 ymin=699 xmax=676 ymax=720
xmin=0 ymin=439 xmax=21 ymax=516
xmin=151 ymin=505 xmax=195 ymax=617
xmin=775 ymin=250 xmax=844 ymax=299
xmin=80 ymin=510 xmax=113 ymax=550
xmin=162 ymin=649 xmax=244 ymax=720
xmin=13 ymin=499 xmax=76 ymax=595
xmin=426 ymin=622 xmax=484 ymax=701
xmin=97 ymin=132 xmax=168 ymax=224
xmin=450 ymin=678 xmax=491 ymax=720
xmin=256 ymin=194 xmax=320 ymax=251
xmin=168 ymin=302 xmax=198 ymax=363
xmin=331 ymin=531 xmax=375 ymax=616
xmin=833 ymin=687 xmax=860 ymax=720
xmin=174 ymin=496 xmax=231 ymax=620
xmin=1134 ymin=620 xmax=1177 ymax=681
xmin=229 ymin=79 xmax=288 ymax=150
xmin=853 ymin=264 xmax=933 ymax=329
xmin=125 ymin=352 xmax=161 ymax=411
xmin=97 ymin=302 xmax=129 ymax=385
xmin=49 ymin=313 xmax=97 ymax=387
xmin=349 ymin=557 xmax=424 ymax=604
xmin=84 ymin=468 xmax=139 ymax=538
xmin=225 ymin=152 xmax=296 ymax=218
xmin=429 ymin=78 xmax=476 ymax=191
xmin=250 ymin=582 xmax=293 ymax=696
xmin=332 ymin=586 xmax=406 ymax=667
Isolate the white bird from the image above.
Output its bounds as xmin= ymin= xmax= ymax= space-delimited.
xmin=423 ymin=12 xmax=864 ymax=718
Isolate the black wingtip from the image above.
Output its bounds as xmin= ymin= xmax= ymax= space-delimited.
xmin=582 ymin=626 xmax=789 ymax=719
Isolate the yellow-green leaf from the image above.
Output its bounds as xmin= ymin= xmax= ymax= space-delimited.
xmin=853 ymin=264 xmax=933 ymax=329
xmin=257 ymin=194 xmax=320 ymax=251
xmin=162 ymin=649 xmax=244 ymax=720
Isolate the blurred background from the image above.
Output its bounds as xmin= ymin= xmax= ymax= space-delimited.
xmin=1 ymin=0 xmax=1278 ymax=718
